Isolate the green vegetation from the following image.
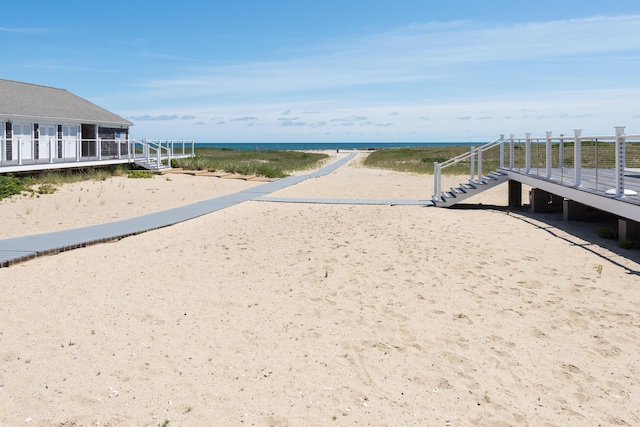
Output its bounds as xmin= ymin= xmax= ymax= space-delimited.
xmin=0 ymin=166 xmax=130 ymax=201
xmin=596 ymin=226 xmax=614 ymax=239
xmin=127 ymin=170 xmax=154 ymax=179
xmin=171 ymin=148 xmax=329 ymax=178
xmin=36 ymin=183 xmax=57 ymax=195
xmin=0 ymin=175 xmax=27 ymax=200
xmin=619 ymin=239 xmax=640 ymax=250
xmin=363 ymin=145 xmax=499 ymax=175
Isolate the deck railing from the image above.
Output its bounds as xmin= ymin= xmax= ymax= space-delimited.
xmin=130 ymin=139 xmax=195 ymax=168
xmin=0 ymin=137 xmax=195 ymax=169
xmin=433 ymin=126 xmax=640 ymax=202
xmin=433 ymin=138 xmax=504 ymax=201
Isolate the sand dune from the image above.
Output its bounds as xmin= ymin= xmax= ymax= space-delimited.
xmin=1 ymin=152 xmax=639 ymax=426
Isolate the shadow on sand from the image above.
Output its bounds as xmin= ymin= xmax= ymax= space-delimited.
xmin=450 ymin=202 xmax=640 ymax=276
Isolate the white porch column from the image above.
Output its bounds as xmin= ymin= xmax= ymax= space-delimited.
xmin=545 ymin=131 xmax=553 ymax=179
xmin=573 ymin=129 xmax=582 ymax=187
xmin=18 ymin=137 xmax=22 ymax=165
xmin=614 ymin=126 xmax=626 ymax=198
xmin=525 ymin=132 xmax=532 ymax=174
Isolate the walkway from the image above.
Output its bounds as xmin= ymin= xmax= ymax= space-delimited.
xmin=0 ymin=152 xmax=432 ymax=267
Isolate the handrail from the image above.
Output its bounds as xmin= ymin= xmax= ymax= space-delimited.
xmin=433 ymin=126 xmax=639 ymax=203
xmin=433 ymin=137 xmax=504 ymax=201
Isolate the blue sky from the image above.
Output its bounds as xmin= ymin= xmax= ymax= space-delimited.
xmin=3 ymin=0 xmax=640 ymax=142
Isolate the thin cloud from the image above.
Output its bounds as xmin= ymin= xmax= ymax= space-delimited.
xmin=230 ymin=116 xmax=258 ymax=122
xmin=331 ymin=116 xmax=368 ymax=122
xmin=127 ymin=114 xmax=179 ymax=121
xmin=0 ymin=27 xmax=46 ymax=34
xmin=132 ymin=15 xmax=640 ymax=100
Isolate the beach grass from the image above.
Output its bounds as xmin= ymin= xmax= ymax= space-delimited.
xmin=171 ymin=148 xmax=329 ymax=178
xmin=363 ymin=145 xmax=501 ymax=175
xmin=0 ymin=166 xmax=131 ymax=200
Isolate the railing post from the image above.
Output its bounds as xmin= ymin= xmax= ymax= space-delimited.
xmin=433 ymin=162 xmax=441 ymax=201
xmin=97 ymin=137 xmax=102 ymax=160
xmin=509 ymin=133 xmax=515 ymax=169
xmin=614 ymin=126 xmax=626 ymax=198
xmin=477 ymin=145 xmax=483 ymax=181
xmin=525 ymin=132 xmax=531 ymax=174
xmin=573 ymin=129 xmax=582 ymax=187
xmin=470 ymin=146 xmax=476 ymax=182
xmin=558 ymin=134 xmax=564 ymax=168
xmin=49 ymin=137 xmax=54 ymax=163
xmin=499 ymin=134 xmax=505 ymax=169
xmin=157 ymin=141 xmax=161 ymax=170
xmin=545 ymin=131 xmax=552 ymax=179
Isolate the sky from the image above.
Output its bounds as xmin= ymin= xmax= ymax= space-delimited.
xmin=2 ymin=0 xmax=640 ymax=142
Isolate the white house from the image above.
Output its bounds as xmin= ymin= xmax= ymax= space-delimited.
xmin=0 ymin=79 xmax=136 ymax=172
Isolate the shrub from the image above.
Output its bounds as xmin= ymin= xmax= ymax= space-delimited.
xmin=127 ymin=170 xmax=154 ymax=179
xmin=37 ymin=183 xmax=57 ymax=195
xmin=0 ymin=175 xmax=26 ymax=200
xmin=596 ymin=226 xmax=613 ymax=239
xmin=619 ymin=239 xmax=635 ymax=249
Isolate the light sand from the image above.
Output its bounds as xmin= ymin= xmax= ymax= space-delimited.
xmin=1 ymin=152 xmax=639 ymax=426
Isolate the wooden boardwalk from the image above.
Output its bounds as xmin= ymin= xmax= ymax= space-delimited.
xmin=1 ymin=153 xmax=433 ymax=267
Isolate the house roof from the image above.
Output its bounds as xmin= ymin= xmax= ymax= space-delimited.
xmin=0 ymin=79 xmax=133 ymax=127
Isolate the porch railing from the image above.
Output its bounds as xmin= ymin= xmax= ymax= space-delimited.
xmin=433 ymin=126 xmax=640 ymax=202
xmin=0 ymin=137 xmax=195 ymax=168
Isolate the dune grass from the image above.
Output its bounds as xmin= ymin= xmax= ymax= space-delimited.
xmin=0 ymin=165 xmax=131 ymax=200
xmin=171 ymin=148 xmax=329 ymax=178
xmin=362 ymin=145 xmax=499 ymax=175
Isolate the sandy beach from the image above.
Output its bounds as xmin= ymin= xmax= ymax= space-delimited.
xmin=1 ymin=152 xmax=639 ymax=426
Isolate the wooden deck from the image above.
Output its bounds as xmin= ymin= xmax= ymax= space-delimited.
xmin=501 ymin=166 xmax=640 ymax=222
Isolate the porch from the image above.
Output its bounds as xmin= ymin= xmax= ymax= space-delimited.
xmin=0 ymin=138 xmax=195 ymax=173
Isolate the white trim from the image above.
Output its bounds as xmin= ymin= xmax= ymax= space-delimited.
xmin=0 ymin=114 xmax=131 ymax=128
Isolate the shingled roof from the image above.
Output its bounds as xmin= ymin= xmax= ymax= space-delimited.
xmin=0 ymin=79 xmax=132 ymax=127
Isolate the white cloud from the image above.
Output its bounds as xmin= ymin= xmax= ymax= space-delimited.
xmin=125 ymin=15 xmax=640 ymax=104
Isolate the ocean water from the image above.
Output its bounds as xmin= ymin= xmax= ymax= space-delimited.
xmin=194 ymin=142 xmax=480 ymax=151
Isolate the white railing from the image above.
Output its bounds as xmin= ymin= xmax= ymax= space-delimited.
xmin=433 ymin=126 xmax=640 ymax=202
xmin=0 ymin=137 xmax=195 ymax=169
xmin=130 ymin=139 xmax=195 ymax=169
xmin=433 ymin=137 xmax=504 ymax=202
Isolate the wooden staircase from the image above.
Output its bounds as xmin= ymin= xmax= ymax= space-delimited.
xmin=433 ymin=170 xmax=509 ymax=207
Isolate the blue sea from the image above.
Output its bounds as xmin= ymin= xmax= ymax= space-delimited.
xmin=194 ymin=142 xmax=480 ymax=151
